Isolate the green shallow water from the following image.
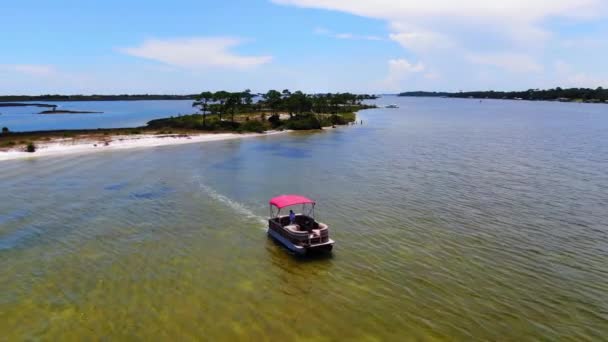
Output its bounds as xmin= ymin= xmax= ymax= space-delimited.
xmin=1 ymin=98 xmax=608 ymax=340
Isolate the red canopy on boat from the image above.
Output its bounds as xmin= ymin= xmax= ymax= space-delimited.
xmin=269 ymin=195 xmax=315 ymax=209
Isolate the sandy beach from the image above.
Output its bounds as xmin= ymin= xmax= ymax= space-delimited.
xmin=0 ymin=131 xmax=287 ymax=162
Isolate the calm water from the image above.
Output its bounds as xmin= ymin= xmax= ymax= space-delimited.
xmin=0 ymin=100 xmax=195 ymax=132
xmin=1 ymin=98 xmax=608 ymax=340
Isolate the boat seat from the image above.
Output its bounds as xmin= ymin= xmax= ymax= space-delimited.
xmin=285 ymin=224 xmax=302 ymax=233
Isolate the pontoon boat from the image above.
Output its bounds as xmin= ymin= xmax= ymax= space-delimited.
xmin=268 ymin=195 xmax=334 ymax=255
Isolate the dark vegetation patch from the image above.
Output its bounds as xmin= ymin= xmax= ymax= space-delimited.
xmin=130 ymin=184 xmax=173 ymax=200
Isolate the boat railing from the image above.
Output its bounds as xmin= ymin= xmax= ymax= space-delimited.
xmin=268 ymin=217 xmax=330 ymax=245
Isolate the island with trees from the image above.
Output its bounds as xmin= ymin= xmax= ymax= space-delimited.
xmin=399 ymin=88 xmax=608 ymax=103
xmin=1 ymin=90 xmax=375 ymax=154
xmin=149 ymin=89 xmax=374 ymax=132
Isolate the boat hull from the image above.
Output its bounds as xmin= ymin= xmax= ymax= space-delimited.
xmin=267 ymin=229 xmax=334 ymax=255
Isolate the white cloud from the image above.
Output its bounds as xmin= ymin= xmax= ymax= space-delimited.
xmin=505 ymin=25 xmax=552 ymax=45
xmin=383 ymin=58 xmax=425 ymax=90
xmin=466 ymin=53 xmax=543 ymax=73
xmin=275 ymin=0 xmax=603 ymax=47
xmin=314 ymin=27 xmax=383 ymax=41
xmin=560 ymin=38 xmax=607 ymax=49
xmin=313 ymin=27 xmax=330 ymax=35
xmin=553 ymin=61 xmax=607 ymax=87
xmin=272 ymin=0 xmax=601 ymax=21
xmin=389 ymin=59 xmax=425 ymax=74
xmin=389 ymin=31 xmax=452 ymax=52
xmin=120 ymin=37 xmax=272 ymax=69
xmin=0 ymin=64 xmax=57 ymax=77
xmin=335 ymin=33 xmax=354 ymax=39
xmin=424 ymin=71 xmax=441 ymax=80
xmin=274 ymin=0 xmax=606 ymax=86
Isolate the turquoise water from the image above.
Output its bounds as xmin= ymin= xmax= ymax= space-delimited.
xmin=1 ymin=97 xmax=607 ymax=339
xmin=0 ymin=100 xmax=195 ymax=132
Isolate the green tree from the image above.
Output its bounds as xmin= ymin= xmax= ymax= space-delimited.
xmin=242 ymin=89 xmax=254 ymax=112
xmin=226 ymin=92 xmax=243 ymax=124
xmin=193 ymin=91 xmax=214 ymax=128
xmin=329 ymin=93 xmax=343 ymax=113
xmin=286 ymin=90 xmax=310 ymax=115
xmin=213 ymin=91 xmax=231 ymax=121
xmin=263 ymin=90 xmax=282 ymax=115
xmin=311 ymin=95 xmax=328 ymax=114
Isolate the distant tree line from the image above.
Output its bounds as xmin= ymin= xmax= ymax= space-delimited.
xmin=0 ymin=94 xmax=198 ymax=102
xmin=193 ymin=90 xmax=376 ymax=114
xmin=399 ymin=88 xmax=608 ymax=102
xmin=189 ymin=89 xmax=375 ymax=127
xmin=149 ymin=89 xmax=375 ymax=132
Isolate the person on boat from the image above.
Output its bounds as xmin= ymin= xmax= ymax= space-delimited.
xmin=289 ymin=210 xmax=296 ymax=225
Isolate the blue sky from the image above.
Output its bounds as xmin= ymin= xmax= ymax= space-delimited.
xmin=1 ymin=0 xmax=606 ymax=94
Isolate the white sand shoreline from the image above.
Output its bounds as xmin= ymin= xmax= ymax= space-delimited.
xmin=0 ymin=131 xmax=289 ymax=162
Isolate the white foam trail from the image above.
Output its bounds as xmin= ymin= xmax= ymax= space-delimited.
xmin=196 ymin=178 xmax=267 ymax=230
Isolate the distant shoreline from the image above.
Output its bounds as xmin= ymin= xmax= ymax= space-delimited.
xmin=39 ymin=110 xmax=103 ymax=114
xmin=399 ymin=95 xmax=608 ymax=105
xmin=398 ymin=88 xmax=608 ymax=104
xmin=0 ymin=102 xmax=103 ymax=114
xmin=0 ymin=103 xmax=57 ymax=108
xmin=398 ymin=95 xmax=608 ymax=104
xmin=0 ymin=95 xmax=197 ymax=103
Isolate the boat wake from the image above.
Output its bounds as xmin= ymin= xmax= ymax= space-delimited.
xmin=195 ymin=178 xmax=267 ymax=230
